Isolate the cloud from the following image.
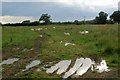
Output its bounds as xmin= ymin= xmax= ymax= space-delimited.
xmin=57 ymin=0 xmax=119 ymax=12
xmin=2 ymin=0 xmax=119 ymax=13
xmin=1 ymin=0 xmax=119 ymax=22
xmin=0 ymin=16 xmax=37 ymax=24
xmin=2 ymin=0 xmax=119 ymax=7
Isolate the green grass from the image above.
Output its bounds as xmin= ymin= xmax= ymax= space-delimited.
xmin=2 ymin=24 xmax=118 ymax=78
xmin=2 ymin=26 xmax=39 ymax=50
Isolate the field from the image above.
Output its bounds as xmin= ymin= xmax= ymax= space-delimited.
xmin=2 ymin=24 xmax=119 ymax=79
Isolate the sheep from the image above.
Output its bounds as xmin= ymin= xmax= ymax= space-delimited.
xmin=39 ymin=35 xmax=43 ymax=38
xmin=85 ymin=31 xmax=89 ymax=34
xmin=65 ymin=42 xmax=75 ymax=46
xmin=31 ymin=28 xmax=34 ymax=31
xmin=53 ymin=27 xmax=56 ymax=29
xmin=60 ymin=41 xmax=63 ymax=44
xmin=35 ymin=28 xmax=43 ymax=31
xmin=64 ymin=32 xmax=70 ymax=36
xmin=79 ymin=30 xmax=89 ymax=35
xmin=79 ymin=31 xmax=85 ymax=35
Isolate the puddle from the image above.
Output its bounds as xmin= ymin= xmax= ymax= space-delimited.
xmin=75 ymin=58 xmax=92 ymax=76
xmin=96 ymin=60 xmax=110 ymax=73
xmin=46 ymin=60 xmax=65 ymax=74
xmin=46 ymin=58 xmax=110 ymax=79
xmin=46 ymin=60 xmax=71 ymax=74
xmin=0 ymin=58 xmax=19 ymax=65
xmin=57 ymin=60 xmax=71 ymax=74
xmin=22 ymin=60 xmax=40 ymax=71
xmin=63 ymin=58 xmax=84 ymax=78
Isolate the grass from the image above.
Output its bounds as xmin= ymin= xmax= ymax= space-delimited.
xmin=2 ymin=24 xmax=118 ymax=78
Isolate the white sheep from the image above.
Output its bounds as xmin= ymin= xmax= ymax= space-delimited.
xmin=53 ymin=27 xmax=56 ymax=29
xmin=64 ymin=32 xmax=70 ymax=36
xmin=79 ymin=30 xmax=89 ymax=35
xmin=79 ymin=31 xmax=85 ymax=35
xmin=60 ymin=41 xmax=63 ymax=44
xmin=39 ymin=35 xmax=43 ymax=38
xmin=37 ymin=28 xmax=43 ymax=31
xmin=31 ymin=28 xmax=34 ymax=31
xmin=85 ymin=31 xmax=89 ymax=34
xmin=65 ymin=42 xmax=75 ymax=46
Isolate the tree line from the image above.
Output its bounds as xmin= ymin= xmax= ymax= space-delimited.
xmin=2 ymin=10 xmax=120 ymax=26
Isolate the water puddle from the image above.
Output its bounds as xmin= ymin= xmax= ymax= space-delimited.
xmin=63 ymin=58 xmax=84 ymax=78
xmin=57 ymin=60 xmax=71 ymax=74
xmin=75 ymin=58 xmax=92 ymax=76
xmin=22 ymin=60 xmax=40 ymax=71
xmin=45 ymin=58 xmax=110 ymax=79
xmin=0 ymin=58 xmax=19 ymax=65
xmin=46 ymin=60 xmax=71 ymax=74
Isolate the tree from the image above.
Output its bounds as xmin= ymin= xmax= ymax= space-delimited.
xmin=110 ymin=11 xmax=120 ymax=24
xmin=0 ymin=22 xmax=2 ymax=26
xmin=74 ymin=20 xmax=79 ymax=25
xmin=30 ymin=21 xmax=40 ymax=26
xmin=95 ymin=11 xmax=108 ymax=24
xmin=21 ymin=20 xmax=30 ymax=26
xmin=39 ymin=14 xmax=51 ymax=25
xmin=22 ymin=20 xmax=30 ymax=24
xmin=107 ymin=19 xmax=114 ymax=24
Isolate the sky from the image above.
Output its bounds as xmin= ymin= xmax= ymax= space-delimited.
xmin=0 ymin=0 xmax=120 ymax=24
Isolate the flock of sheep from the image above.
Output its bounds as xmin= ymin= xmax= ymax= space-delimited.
xmin=31 ymin=27 xmax=89 ymax=47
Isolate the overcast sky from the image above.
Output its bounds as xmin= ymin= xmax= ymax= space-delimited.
xmin=0 ymin=0 xmax=120 ymax=24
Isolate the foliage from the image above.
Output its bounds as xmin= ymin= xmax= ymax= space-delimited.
xmin=110 ymin=11 xmax=120 ymax=24
xmin=2 ymin=11 xmax=120 ymax=26
xmin=95 ymin=11 xmax=108 ymax=24
xmin=39 ymin=14 xmax=51 ymax=25
xmin=74 ymin=20 xmax=79 ymax=25
xmin=107 ymin=19 xmax=114 ymax=24
xmin=22 ymin=20 xmax=30 ymax=24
